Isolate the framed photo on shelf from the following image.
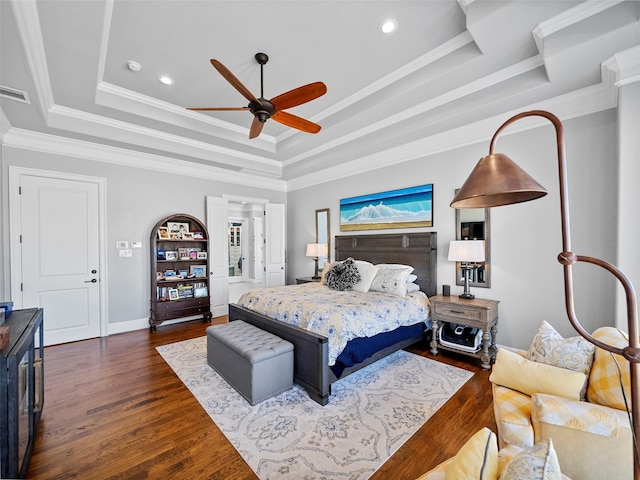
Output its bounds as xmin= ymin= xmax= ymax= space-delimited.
xmin=157 ymin=227 xmax=170 ymax=239
xmin=156 ymin=250 xmax=166 ymax=261
xmin=167 ymin=222 xmax=189 ymax=237
xmin=168 ymin=288 xmax=179 ymax=301
xmin=156 ymin=271 xmax=165 ymax=281
xmin=192 ymin=231 xmax=204 ymax=240
xmin=190 ymin=265 xmax=206 ymax=277
xmin=178 ymin=248 xmax=190 ymax=260
xmin=194 ymin=286 xmax=208 ymax=298
xmin=165 ymin=251 xmax=178 ymax=261
xmin=178 ymin=269 xmax=189 ymax=278
xmin=197 ymin=251 xmax=207 ymax=259
xmin=182 ymin=232 xmax=194 ymax=240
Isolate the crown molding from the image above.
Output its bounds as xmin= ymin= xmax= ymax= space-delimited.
xmin=287 ymin=82 xmax=617 ymax=191
xmin=283 ymin=54 xmax=544 ymax=167
xmin=602 ymin=45 xmax=640 ymax=87
xmin=10 ymin=0 xmax=54 ymax=119
xmin=2 ymin=127 xmax=287 ymax=192
xmin=46 ymin=104 xmax=282 ymax=177
xmin=533 ymin=0 xmax=624 ymax=55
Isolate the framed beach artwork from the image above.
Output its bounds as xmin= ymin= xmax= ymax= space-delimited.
xmin=340 ymin=184 xmax=433 ymax=231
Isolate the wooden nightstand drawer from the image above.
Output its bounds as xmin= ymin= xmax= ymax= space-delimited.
xmin=434 ymin=303 xmax=482 ymax=321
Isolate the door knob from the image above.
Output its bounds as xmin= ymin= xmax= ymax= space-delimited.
xmin=85 ymin=279 xmax=97 ymax=283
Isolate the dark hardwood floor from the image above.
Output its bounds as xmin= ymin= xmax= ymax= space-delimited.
xmin=27 ymin=318 xmax=496 ymax=479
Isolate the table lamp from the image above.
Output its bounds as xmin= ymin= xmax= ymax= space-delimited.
xmin=450 ymin=110 xmax=639 ymax=479
xmin=448 ymin=240 xmax=485 ymax=299
xmin=306 ymin=243 xmax=327 ymax=279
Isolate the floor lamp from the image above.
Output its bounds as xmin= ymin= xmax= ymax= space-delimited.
xmin=450 ymin=110 xmax=639 ymax=479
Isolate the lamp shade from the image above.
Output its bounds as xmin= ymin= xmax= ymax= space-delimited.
xmin=450 ymin=153 xmax=548 ymax=208
xmin=448 ymin=240 xmax=485 ymax=262
xmin=306 ymin=243 xmax=327 ymax=257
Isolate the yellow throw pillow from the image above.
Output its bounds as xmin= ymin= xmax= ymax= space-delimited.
xmin=587 ymin=327 xmax=632 ymax=410
xmin=489 ymin=348 xmax=586 ymax=401
xmin=444 ymin=427 xmax=499 ymax=480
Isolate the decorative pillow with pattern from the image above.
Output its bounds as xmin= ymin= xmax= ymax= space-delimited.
xmin=370 ymin=266 xmax=413 ymax=296
xmin=324 ymin=257 xmax=361 ymax=291
xmin=499 ymin=438 xmax=562 ymax=480
xmin=527 ymin=321 xmax=595 ymax=376
xmin=527 ymin=320 xmax=594 ymax=399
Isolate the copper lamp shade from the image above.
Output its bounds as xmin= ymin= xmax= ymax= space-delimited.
xmin=451 ymin=153 xmax=547 ymax=208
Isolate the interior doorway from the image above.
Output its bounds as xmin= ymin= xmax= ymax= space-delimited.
xmin=227 ymin=201 xmax=265 ymax=303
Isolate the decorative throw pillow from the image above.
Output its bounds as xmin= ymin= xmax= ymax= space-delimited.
xmin=324 ymin=257 xmax=361 ymax=291
xmin=499 ymin=438 xmax=562 ymax=480
xmin=527 ymin=321 xmax=594 ymax=399
xmin=527 ymin=321 xmax=595 ymax=376
xmin=489 ymin=348 xmax=587 ymax=401
xmin=351 ymin=260 xmax=380 ymax=292
xmin=370 ymin=266 xmax=412 ymax=296
xmin=444 ymin=427 xmax=499 ymax=480
xmin=587 ymin=327 xmax=632 ymax=410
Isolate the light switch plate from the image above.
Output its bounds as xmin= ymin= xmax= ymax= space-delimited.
xmin=119 ymin=249 xmax=133 ymax=257
xmin=131 ymin=241 xmax=142 ymax=248
xmin=116 ymin=241 xmax=129 ymax=249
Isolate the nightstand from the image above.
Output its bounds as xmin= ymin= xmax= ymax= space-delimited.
xmin=296 ymin=277 xmax=321 ymax=284
xmin=429 ymin=294 xmax=499 ymax=370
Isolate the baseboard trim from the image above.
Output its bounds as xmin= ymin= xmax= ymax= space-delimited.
xmin=107 ymin=315 xmax=206 ymax=335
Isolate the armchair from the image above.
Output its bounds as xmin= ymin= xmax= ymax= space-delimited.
xmin=491 ymin=325 xmax=633 ymax=480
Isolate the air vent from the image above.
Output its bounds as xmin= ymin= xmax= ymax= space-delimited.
xmin=0 ymin=85 xmax=30 ymax=104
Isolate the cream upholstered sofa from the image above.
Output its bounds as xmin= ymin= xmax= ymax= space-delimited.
xmin=490 ymin=323 xmax=633 ymax=480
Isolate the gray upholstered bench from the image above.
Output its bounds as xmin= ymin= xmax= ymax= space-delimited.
xmin=206 ymin=320 xmax=294 ymax=405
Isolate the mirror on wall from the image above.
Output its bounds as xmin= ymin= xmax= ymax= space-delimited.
xmin=315 ymin=208 xmax=330 ymax=269
xmin=455 ymin=199 xmax=491 ymax=288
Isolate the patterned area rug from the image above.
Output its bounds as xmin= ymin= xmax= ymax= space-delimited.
xmin=157 ymin=336 xmax=473 ymax=480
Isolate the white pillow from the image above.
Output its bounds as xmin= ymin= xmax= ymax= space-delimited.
xmin=407 ymin=274 xmax=417 ymax=283
xmin=370 ymin=266 xmax=412 ymax=296
xmin=352 ymin=260 xmax=380 ymax=292
xmin=376 ymin=263 xmax=415 ymax=273
xmin=406 ymin=282 xmax=420 ymax=293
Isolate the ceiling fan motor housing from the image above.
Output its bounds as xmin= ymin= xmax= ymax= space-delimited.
xmin=250 ymin=99 xmax=274 ymax=123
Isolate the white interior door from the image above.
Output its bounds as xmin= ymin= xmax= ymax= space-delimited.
xmin=253 ymin=216 xmax=264 ymax=281
xmin=11 ymin=170 xmax=104 ymax=346
xmin=206 ymin=196 xmax=229 ymax=317
xmin=265 ymin=203 xmax=285 ymax=287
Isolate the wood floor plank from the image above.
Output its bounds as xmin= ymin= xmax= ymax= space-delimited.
xmin=28 ymin=318 xmax=495 ymax=479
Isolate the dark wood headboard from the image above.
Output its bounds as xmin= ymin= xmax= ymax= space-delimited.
xmin=334 ymin=232 xmax=437 ymax=297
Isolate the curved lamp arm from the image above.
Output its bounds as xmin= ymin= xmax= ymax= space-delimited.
xmin=452 ymin=110 xmax=639 ymax=478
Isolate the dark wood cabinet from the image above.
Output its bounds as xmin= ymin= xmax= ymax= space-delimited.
xmin=150 ymin=214 xmax=212 ymax=332
xmin=1 ymin=308 xmax=44 ymax=479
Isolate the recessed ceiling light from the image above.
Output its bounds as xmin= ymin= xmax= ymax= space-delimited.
xmin=126 ymin=60 xmax=142 ymax=72
xmin=379 ymin=19 xmax=397 ymax=34
xmin=158 ymin=75 xmax=173 ymax=85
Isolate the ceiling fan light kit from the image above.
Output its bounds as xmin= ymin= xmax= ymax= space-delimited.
xmin=187 ymin=52 xmax=327 ymax=139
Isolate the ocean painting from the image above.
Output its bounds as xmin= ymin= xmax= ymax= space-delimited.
xmin=340 ymin=184 xmax=433 ymax=231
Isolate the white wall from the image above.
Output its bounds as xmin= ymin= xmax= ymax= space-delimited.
xmin=0 ymin=146 xmax=285 ymax=329
xmin=287 ymin=110 xmax=619 ymax=349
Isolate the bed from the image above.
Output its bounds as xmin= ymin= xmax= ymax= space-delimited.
xmin=228 ymin=232 xmax=437 ymax=405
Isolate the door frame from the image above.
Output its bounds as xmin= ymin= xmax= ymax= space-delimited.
xmin=8 ymin=166 xmax=109 ymax=337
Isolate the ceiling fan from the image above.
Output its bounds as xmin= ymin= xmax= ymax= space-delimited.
xmin=187 ymin=53 xmax=327 ymax=139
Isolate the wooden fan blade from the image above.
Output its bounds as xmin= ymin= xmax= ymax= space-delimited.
xmin=187 ymin=107 xmax=249 ymax=111
xmin=249 ymin=116 xmax=264 ymax=139
xmin=270 ymin=82 xmax=327 ymax=111
xmin=210 ymin=59 xmax=259 ymax=104
xmin=271 ymin=111 xmax=321 ymax=134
